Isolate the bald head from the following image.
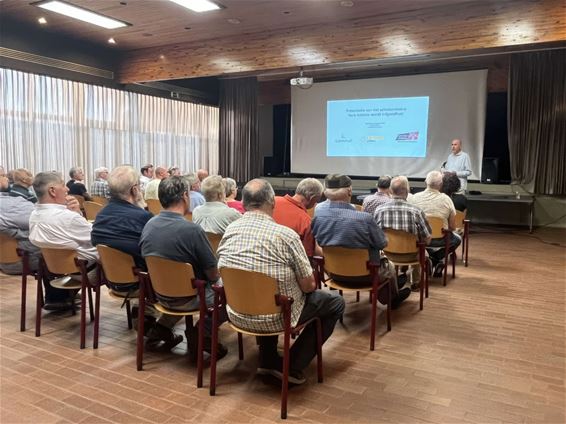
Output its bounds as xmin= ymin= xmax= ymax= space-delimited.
xmin=154 ymin=166 xmax=168 ymax=179
xmin=242 ymin=178 xmax=275 ymax=213
xmin=390 ymin=176 xmax=410 ymax=199
xmin=451 ymin=139 xmax=462 ymax=154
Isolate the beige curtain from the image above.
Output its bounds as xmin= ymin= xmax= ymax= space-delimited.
xmin=0 ymin=68 xmax=219 ymax=185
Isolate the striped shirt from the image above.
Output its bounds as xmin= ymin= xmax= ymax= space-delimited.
xmin=373 ymin=199 xmax=431 ymax=242
xmin=217 ymin=211 xmax=312 ymax=333
xmin=362 ymin=191 xmax=393 ymax=215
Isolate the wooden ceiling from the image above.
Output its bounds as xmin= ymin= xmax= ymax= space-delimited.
xmin=2 ymin=0 xmax=565 ymax=83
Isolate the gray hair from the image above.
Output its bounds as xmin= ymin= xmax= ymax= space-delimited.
xmin=295 ymin=178 xmax=323 ymax=200
xmin=33 ymin=172 xmax=64 ymax=199
xmin=223 ymin=177 xmax=237 ymax=197
xmin=94 ymin=167 xmax=108 ymax=179
xmin=159 ymin=176 xmax=189 ymax=209
xmin=242 ymin=179 xmax=275 ymax=211
xmin=425 ymin=171 xmax=443 ymax=190
xmin=201 ymin=175 xmax=225 ymax=202
xmin=107 ymin=165 xmax=139 ymax=201
xmin=377 ymin=175 xmax=392 ymax=189
xmin=390 ymin=176 xmax=410 ymax=199
xmin=324 ymin=187 xmax=350 ymax=201
xmin=184 ymin=173 xmax=199 ymax=189
xmin=69 ymin=166 xmax=82 ymax=179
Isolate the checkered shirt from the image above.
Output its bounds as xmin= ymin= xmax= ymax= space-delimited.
xmin=90 ymin=179 xmax=110 ymax=198
xmin=373 ymin=198 xmax=431 ymax=242
xmin=217 ymin=211 xmax=312 ymax=333
xmin=362 ymin=192 xmax=393 ymax=215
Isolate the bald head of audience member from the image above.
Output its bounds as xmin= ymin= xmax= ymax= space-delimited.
xmin=390 ymin=176 xmax=410 ymax=200
xmin=324 ymin=174 xmax=352 ymax=203
xmin=154 ymin=166 xmax=168 ymax=180
xmin=201 ymin=175 xmax=225 ymax=202
xmin=425 ymin=170 xmax=444 ymax=191
xmin=242 ymin=179 xmax=275 ymax=215
xmin=294 ymin=177 xmax=324 ymax=209
xmin=197 ymin=169 xmax=209 ymax=182
xmin=108 ymin=165 xmax=143 ymax=207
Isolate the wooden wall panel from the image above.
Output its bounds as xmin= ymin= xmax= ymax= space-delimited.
xmin=118 ymin=0 xmax=566 ymax=83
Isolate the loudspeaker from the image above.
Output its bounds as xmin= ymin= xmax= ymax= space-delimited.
xmin=481 ymin=157 xmax=499 ymax=184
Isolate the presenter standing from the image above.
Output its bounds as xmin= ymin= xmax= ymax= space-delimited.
xmin=442 ymin=139 xmax=472 ymax=192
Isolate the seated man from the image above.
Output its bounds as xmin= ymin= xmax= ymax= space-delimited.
xmin=140 ymin=176 xmax=226 ymax=358
xmin=192 ymin=175 xmax=241 ymax=234
xmin=408 ymin=170 xmax=461 ymax=275
xmin=66 ymin=166 xmax=92 ymax=201
xmin=373 ymin=176 xmax=432 ymax=289
xmin=144 ymin=166 xmax=168 ymax=201
xmin=311 ymin=174 xmax=410 ymax=308
xmin=185 ymin=173 xmax=205 ymax=212
xmin=197 ymin=169 xmax=209 ymax=183
xmin=9 ymin=168 xmax=37 ymax=203
xmin=272 ymin=177 xmax=323 ymax=257
xmin=218 ymin=179 xmax=345 ymax=384
xmin=28 ymin=172 xmax=97 ymax=309
xmin=139 ymin=164 xmax=154 ymax=193
xmin=90 ymin=167 xmax=110 ymax=199
xmin=362 ymin=175 xmax=392 ymax=215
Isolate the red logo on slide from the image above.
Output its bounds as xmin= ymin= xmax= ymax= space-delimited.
xmin=396 ymin=131 xmax=419 ymax=141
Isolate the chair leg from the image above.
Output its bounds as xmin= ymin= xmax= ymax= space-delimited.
xmin=419 ymin=269 xmax=424 ymax=311
xmin=370 ymin=288 xmax=377 ymax=351
xmin=80 ymin=281 xmax=87 ymax=349
xmin=315 ymin=318 xmax=323 ymax=383
xmin=35 ymin=274 xmax=43 ymax=337
xmin=386 ymin=282 xmax=392 ymax=332
xmin=281 ymin=330 xmax=290 ymax=419
xmin=356 ymin=291 xmax=360 ymax=302
xmin=20 ymin=273 xmax=27 ymax=332
xmin=126 ymin=300 xmax=133 ymax=330
xmin=87 ymin=286 xmax=94 ymax=322
xmin=197 ymin=313 xmax=204 ymax=389
xmin=210 ymin=308 xmax=220 ymax=396
xmin=425 ymin=265 xmax=429 ymax=298
xmin=93 ymin=284 xmax=101 ymax=349
xmin=136 ymin=286 xmax=145 ymax=371
xmin=452 ymin=252 xmax=456 ymax=278
xmin=238 ymin=333 xmax=244 ymax=360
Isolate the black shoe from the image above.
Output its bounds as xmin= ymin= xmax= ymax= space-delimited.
xmin=186 ymin=326 xmax=227 ymax=362
xmin=146 ymin=323 xmax=183 ymax=351
xmin=131 ymin=307 xmax=156 ymax=337
xmin=433 ymin=263 xmax=445 ymax=278
xmin=397 ymin=273 xmax=407 ymax=289
xmin=391 ymin=287 xmax=411 ymax=310
xmin=257 ymin=360 xmax=306 ymax=385
xmin=43 ymin=301 xmax=73 ymax=311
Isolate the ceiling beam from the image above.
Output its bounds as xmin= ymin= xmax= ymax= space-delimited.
xmin=117 ymin=0 xmax=566 ymax=83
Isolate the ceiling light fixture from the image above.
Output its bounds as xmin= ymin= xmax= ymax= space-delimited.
xmin=108 ymin=37 xmax=116 ymax=44
xmin=168 ymin=0 xmax=221 ymax=13
xmin=38 ymin=17 xmax=48 ymax=24
xmin=340 ymin=1 xmax=354 ymax=7
xmin=34 ymin=0 xmax=130 ymax=29
xmin=227 ymin=18 xmax=240 ymax=24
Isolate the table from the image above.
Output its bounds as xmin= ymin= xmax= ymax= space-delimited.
xmin=466 ymin=194 xmax=535 ymax=233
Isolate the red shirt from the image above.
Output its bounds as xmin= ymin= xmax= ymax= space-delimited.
xmin=272 ymin=195 xmax=315 ymax=256
xmin=227 ymin=200 xmax=245 ymax=214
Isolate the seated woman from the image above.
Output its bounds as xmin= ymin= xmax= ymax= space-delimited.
xmin=223 ymin=177 xmax=245 ymax=213
xmin=441 ymin=172 xmax=467 ymax=212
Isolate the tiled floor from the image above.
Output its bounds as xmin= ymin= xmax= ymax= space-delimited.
xmin=1 ymin=226 xmax=565 ymax=423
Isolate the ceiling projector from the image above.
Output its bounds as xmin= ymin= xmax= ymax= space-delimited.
xmin=290 ymin=70 xmax=313 ymax=88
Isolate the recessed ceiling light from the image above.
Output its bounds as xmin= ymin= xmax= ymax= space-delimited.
xmin=142 ymin=32 xmax=153 ymax=37
xmin=184 ymin=26 xmax=192 ymax=30
xmin=340 ymin=0 xmax=354 ymax=7
xmin=38 ymin=17 xmax=47 ymax=24
xmin=159 ymin=54 xmax=166 ymax=60
xmin=108 ymin=37 xmax=116 ymax=44
xmin=168 ymin=0 xmax=221 ymax=13
xmin=35 ymin=0 xmax=130 ymax=29
xmin=282 ymin=11 xmax=291 ymax=15
xmin=227 ymin=18 xmax=240 ymax=24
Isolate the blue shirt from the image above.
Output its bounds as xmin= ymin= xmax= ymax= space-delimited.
xmin=189 ymin=191 xmax=205 ymax=212
xmin=445 ymin=151 xmax=472 ymax=191
xmin=311 ymin=201 xmax=387 ymax=263
xmin=91 ymin=199 xmax=152 ymax=269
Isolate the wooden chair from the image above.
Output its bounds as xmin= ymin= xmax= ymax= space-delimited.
xmin=313 ymin=247 xmax=391 ymax=351
xmin=96 ymin=245 xmax=141 ymax=351
xmin=454 ymin=210 xmax=470 ymax=267
xmin=205 ymin=232 xmax=222 ymax=255
xmin=184 ymin=212 xmax=193 ymax=222
xmin=71 ymin=194 xmax=85 ymax=210
xmin=0 ymin=234 xmax=39 ymax=332
xmin=426 ymin=216 xmax=457 ymax=286
xmin=38 ymin=248 xmax=95 ymax=349
xmin=141 ymin=256 xmax=207 ymax=386
xmin=210 ymin=267 xmax=323 ymax=420
xmin=306 ymin=207 xmax=315 ymax=218
xmin=91 ymin=195 xmax=108 ymax=206
xmin=84 ymin=201 xmax=104 ymax=221
xmin=146 ymin=198 xmax=162 ymax=215
xmin=383 ymin=229 xmax=428 ymax=309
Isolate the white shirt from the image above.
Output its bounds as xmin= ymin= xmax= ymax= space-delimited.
xmin=192 ymin=201 xmax=241 ymax=234
xmin=29 ymin=203 xmax=99 ymax=262
xmin=139 ymin=175 xmax=150 ymax=192
xmin=444 ymin=151 xmax=472 ymax=191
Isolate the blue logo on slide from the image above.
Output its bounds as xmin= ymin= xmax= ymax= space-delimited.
xmin=396 ymin=131 xmax=419 ymax=141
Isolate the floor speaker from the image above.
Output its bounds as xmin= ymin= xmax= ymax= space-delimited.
xmin=482 ymin=157 xmax=499 ymax=184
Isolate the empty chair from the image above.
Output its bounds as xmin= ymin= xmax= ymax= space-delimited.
xmin=313 ymin=246 xmax=391 ymax=350
xmin=210 ymin=267 xmax=323 ymax=419
xmin=38 ymin=248 xmax=95 ymax=349
xmin=383 ymin=229 xmax=428 ymax=309
xmin=83 ymin=201 xmax=104 ymax=221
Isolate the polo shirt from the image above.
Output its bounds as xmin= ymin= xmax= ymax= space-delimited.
xmin=91 ymin=198 xmax=153 ymax=269
xmin=189 ymin=191 xmax=205 ymax=212
xmin=408 ymin=188 xmax=455 ymax=229
xmin=192 ymin=201 xmax=241 ymax=234
xmin=272 ymin=195 xmax=315 ymax=256
xmin=140 ymin=211 xmax=217 ymax=281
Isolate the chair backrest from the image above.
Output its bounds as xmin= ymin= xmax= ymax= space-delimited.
xmin=352 ymin=204 xmax=363 ymax=211
xmin=91 ymin=195 xmax=108 ymax=205
xmin=71 ymin=194 xmax=85 ymax=209
xmin=84 ymin=201 xmax=104 ymax=221
xmin=145 ymin=256 xmax=197 ymax=298
xmin=0 ymin=233 xmax=20 ymax=263
xmin=383 ymin=229 xmax=418 ymax=254
xmin=97 ymin=245 xmax=137 ymax=284
xmin=206 ymin=232 xmax=222 ymax=254
xmin=184 ymin=212 xmax=193 ymax=222
xmin=322 ymin=246 xmax=370 ymax=277
xmin=454 ymin=210 xmax=467 ymax=229
xmin=40 ymin=248 xmax=79 ymax=275
xmin=146 ymin=199 xmax=162 ymax=215
xmin=427 ymin=216 xmax=445 ymax=238
xmin=220 ymin=267 xmax=280 ymax=315
xmin=306 ymin=207 xmax=315 ymax=218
